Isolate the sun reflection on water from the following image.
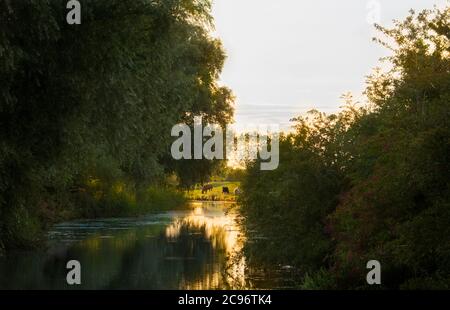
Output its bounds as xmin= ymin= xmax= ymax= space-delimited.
xmin=165 ymin=202 xmax=247 ymax=289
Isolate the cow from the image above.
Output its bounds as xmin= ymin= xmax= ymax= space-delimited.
xmin=234 ymin=187 xmax=241 ymax=195
xmin=202 ymin=184 xmax=213 ymax=194
xmin=222 ymin=187 xmax=230 ymax=194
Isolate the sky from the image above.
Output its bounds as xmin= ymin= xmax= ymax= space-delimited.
xmin=212 ymin=0 xmax=448 ymax=130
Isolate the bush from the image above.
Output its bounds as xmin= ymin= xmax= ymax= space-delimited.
xmin=300 ymin=269 xmax=337 ymax=290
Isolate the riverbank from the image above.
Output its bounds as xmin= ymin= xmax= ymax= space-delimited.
xmin=0 ymin=186 xmax=189 ymax=254
xmin=74 ymin=186 xmax=188 ymax=218
xmin=185 ymin=182 xmax=240 ymax=202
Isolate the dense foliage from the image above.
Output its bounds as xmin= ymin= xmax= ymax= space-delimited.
xmin=0 ymin=0 xmax=233 ymax=250
xmin=241 ymin=7 xmax=449 ymax=289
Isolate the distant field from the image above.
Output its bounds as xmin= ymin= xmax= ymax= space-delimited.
xmin=185 ymin=182 xmax=241 ymax=202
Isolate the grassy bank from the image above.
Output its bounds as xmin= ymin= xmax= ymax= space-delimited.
xmin=74 ymin=186 xmax=188 ymax=218
xmin=185 ymin=182 xmax=240 ymax=202
xmin=0 ymin=185 xmax=188 ymax=254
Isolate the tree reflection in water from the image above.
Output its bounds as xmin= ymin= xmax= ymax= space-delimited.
xmin=0 ymin=202 xmax=251 ymax=289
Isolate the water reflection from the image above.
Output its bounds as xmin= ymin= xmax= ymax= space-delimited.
xmin=0 ymin=202 xmax=244 ymax=289
xmin=165 ymin=202 xmax=247 ymax=289
xmin=0 ymin=201 xmax=296 ymax=289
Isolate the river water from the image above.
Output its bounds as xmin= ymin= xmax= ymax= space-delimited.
xmin=0 ymin=201 xmax=296 ymax=289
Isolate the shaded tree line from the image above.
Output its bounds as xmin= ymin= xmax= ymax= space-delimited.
xmin=0 ymin=0 xmax=233 ymax=251
xmin=240 ymin=7 xmax=449 ymax=289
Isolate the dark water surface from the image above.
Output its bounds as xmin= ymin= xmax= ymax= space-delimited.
xmin=0 ymin=201 xmax=296 ymax=289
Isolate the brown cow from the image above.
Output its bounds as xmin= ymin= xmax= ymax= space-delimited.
xmin=202 ymin=184 xmax=213 ymax=194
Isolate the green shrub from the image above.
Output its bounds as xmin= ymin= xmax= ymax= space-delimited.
xmin=300 ymin=269 xmax=337 ymax=290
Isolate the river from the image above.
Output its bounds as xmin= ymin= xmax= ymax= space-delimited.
xmin=0 ymin=201 xmax=296 ymax=290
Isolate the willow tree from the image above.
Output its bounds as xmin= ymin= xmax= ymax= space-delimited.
xmin=0 ymin=0 xmax=233 ymax=250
